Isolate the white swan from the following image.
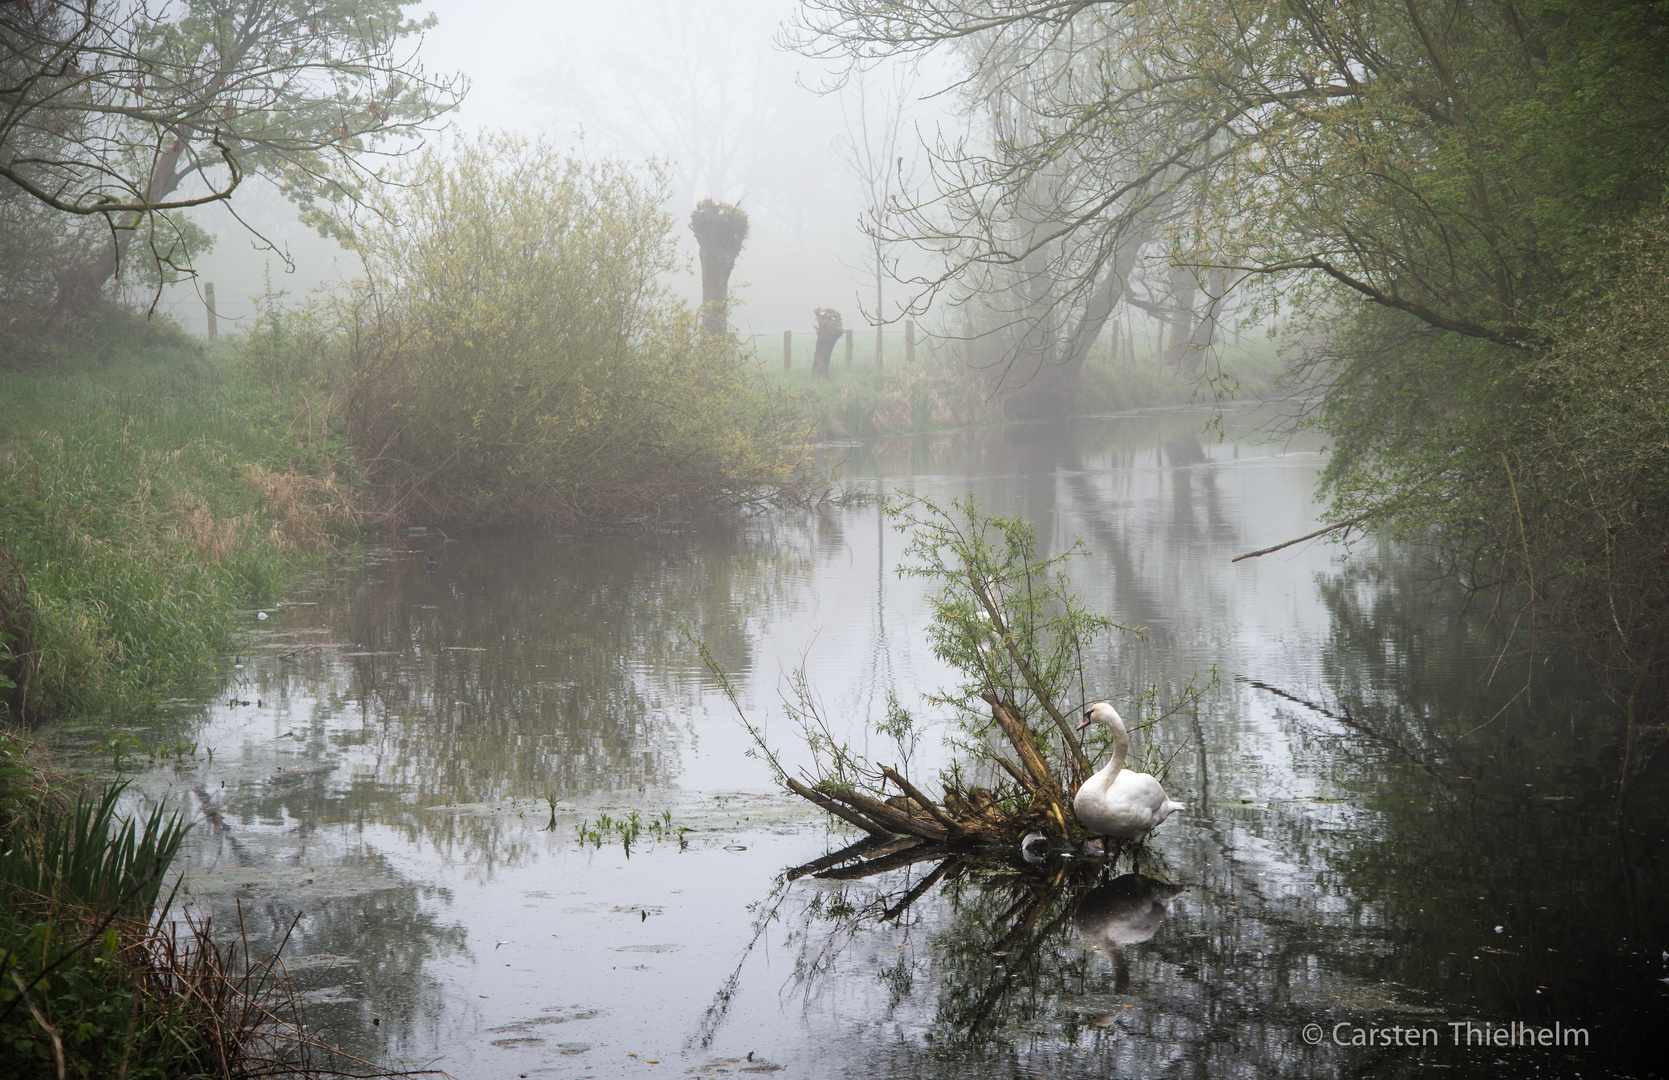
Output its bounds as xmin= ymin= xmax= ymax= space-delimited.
xmin=1073 ymin=702 xmax=1186 ymax=840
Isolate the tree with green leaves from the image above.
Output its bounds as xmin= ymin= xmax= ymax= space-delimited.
xmin=322 ymin=134 xmax=809 ymax=527
xmin=0 ymin=0 xmax=463 ymax=317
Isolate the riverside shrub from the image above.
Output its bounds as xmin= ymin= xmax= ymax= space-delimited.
xmin=335 ymin=134 xmax=809 ymax=525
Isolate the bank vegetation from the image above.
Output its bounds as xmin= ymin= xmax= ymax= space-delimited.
xmin=255 ymin=134 xmax=812 ymax=527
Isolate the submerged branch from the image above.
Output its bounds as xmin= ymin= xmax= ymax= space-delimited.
xmin=816 ymin=844 xmax=950 ymax=882
xmin=787 ymin=835 xmax=919 ymax=880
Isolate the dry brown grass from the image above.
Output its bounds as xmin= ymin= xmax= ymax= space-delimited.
xmin=136 ymin=904 xmax=446 ymax=1080
xmin=242 ymin=465 xmax=363 ymax=554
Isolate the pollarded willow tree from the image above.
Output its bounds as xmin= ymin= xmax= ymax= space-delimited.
xmin=791 ymin=1 xmax=1669 ymax=726
xmin=0 ymin=0 xmax=464 ymax=317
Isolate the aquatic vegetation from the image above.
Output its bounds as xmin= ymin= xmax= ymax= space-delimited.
xmin=575 ymin=809 xmax=689 ymax=855
xmin=0 ymin=737 xmax=431 ymax=1079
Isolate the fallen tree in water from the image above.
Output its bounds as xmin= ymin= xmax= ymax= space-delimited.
xmin=703 ymin=495 xmax=1208 ymax=857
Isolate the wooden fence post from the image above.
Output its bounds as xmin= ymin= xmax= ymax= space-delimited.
xmin=905 ymin=319 xmax=916 ymax=363
xmin=844 ymin=328 xmax=853 ymax=366
xmin=204 ymin=282 xmax=218 ymax=342
xmin=783 ymin=330 xmax=792 ymax=370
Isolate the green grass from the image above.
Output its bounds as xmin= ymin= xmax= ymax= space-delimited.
xmin=0 ymin=310 xmax=363 ymax=723
xmin=1075 ymin=336 xmax=1288 ymax=413
xmin=756 ymin=331 xmax=1289 ymax=438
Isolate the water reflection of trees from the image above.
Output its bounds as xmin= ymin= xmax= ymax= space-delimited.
xmin=237 ymin=860 xmax=465 ymax=1065
xmin=115 ymin=515 xmax=826 ymax=1065
xmin=1294 ymin=546 xmax=1669 ymax=1062
xmin=246 ymin=514 xmax=816 ymax=810
xmin=747 ymin=847 xmax=1351 ymax=1079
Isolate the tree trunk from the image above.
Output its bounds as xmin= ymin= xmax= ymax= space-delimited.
xmin=1168 ymin=261 xmax=1199 ymax=370
xmin=1012 ymin=219 xmax=1149 ymax=416
xmin=812 ymin=308 xmax=842 ymax=376
xmin=51 ymin=259 xmax=111 ymax=325
xmin=689 ymin=199 xmax=749 ymax=342
xmin=54 ymin=136 xmax=193 ymax=316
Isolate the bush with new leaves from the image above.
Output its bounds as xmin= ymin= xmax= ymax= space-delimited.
xmin=338 ymin=134 xmax=808 ymax=525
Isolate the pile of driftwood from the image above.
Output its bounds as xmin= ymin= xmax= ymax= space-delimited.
xmin=783 ymin=691 xmax=1092 ymax=852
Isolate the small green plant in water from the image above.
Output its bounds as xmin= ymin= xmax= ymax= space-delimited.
xmin=575 ymin=808 xmax=688 ymax=855
xmin=97 ymin=732 xmax=142 ymax=771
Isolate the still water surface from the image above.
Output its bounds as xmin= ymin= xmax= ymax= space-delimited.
xmin=50 ymin=407 xmax=1668 ymax=1078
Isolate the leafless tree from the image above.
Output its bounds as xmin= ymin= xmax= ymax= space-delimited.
xmin=836 ymin=63 xmax=917 ymax=369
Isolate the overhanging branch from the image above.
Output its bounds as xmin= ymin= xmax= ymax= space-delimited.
xmin=1212 ymin=255 xmax=1540 ymax=350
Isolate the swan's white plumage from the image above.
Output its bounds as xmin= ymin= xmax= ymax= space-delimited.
xmin=1073 ymin=702 xmax=1185 ymax=840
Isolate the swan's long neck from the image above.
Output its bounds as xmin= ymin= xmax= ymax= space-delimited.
xmin=1090 ymin=717 xmax=1130 ymax=791
xmin=1109 ymin=724 xmax=1130 ymax=774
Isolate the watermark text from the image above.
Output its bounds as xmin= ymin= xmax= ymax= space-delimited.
xmin=1301 ymin=1021 xmax=1589 ymax=1048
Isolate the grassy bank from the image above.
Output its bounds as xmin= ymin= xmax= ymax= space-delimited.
xmin=763 ymin=334 xmax=1286 ymax=439
xmin=0 ymin=312 xmax=380 ymax=1075
xmin=0 ymin=310 xmax=361 ymax=724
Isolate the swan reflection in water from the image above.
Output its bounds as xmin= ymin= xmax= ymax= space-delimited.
xmin=1073 ymin=873 xmax=1187 ymax=996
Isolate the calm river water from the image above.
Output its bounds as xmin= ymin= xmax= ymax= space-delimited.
xmin=47 ymin=406 xmax=1668 ymax=1078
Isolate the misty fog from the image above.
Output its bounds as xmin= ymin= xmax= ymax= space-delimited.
xmin=157 ymin=0 xmax=953 ymax=347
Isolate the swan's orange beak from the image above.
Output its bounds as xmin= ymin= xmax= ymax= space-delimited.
xmin=1076 ymin=712 xmax=1093 ymax=731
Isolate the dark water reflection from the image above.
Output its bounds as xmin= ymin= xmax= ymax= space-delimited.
xmin=45 ymin=407 xmax=1666 ymax=1078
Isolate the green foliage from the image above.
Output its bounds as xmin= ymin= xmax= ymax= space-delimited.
xmin=0 ymin=749 xmax=189 ymax=1080
xmin=802 ymin=0 xmax=1669 ymax=720
xmin=0 ymin=782 xmax=184 ymax=921
xmin=326 ymin=133 xmax=811 ymax=526
xmin=877 ymin=690 xmax=920 ymax=774
xmin=890 ymin=493 xmax=1123 ymax=765
xmin=0 ymin=317 xmax=363 ymax=721
xmin=0 ymin=740 xmax=387 ymax=1077
xmin=0 ymin=0 xmax=462 ymax=318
